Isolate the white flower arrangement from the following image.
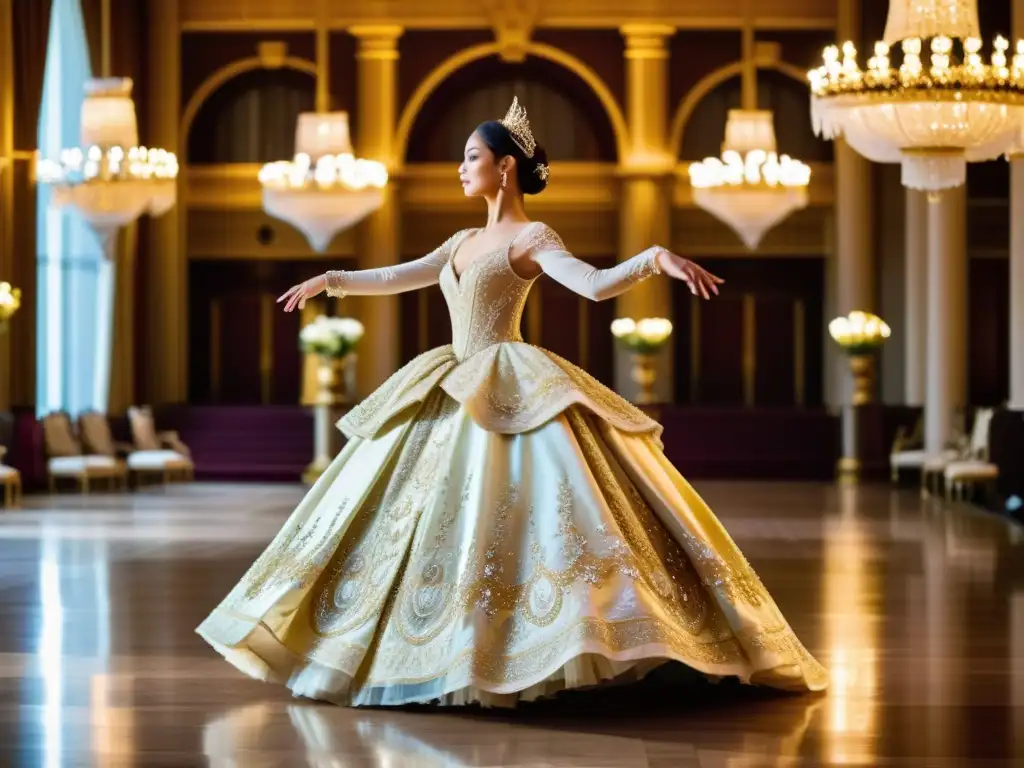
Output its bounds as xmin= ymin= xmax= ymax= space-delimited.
xmin=610 ymin=317 xmax=673 ymax=354
xmin=299 ymin=315 xmax=365 ymax=359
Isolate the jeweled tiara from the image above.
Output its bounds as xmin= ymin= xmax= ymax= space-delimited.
xmin=499 ymin=96 xmax=536 ymax=158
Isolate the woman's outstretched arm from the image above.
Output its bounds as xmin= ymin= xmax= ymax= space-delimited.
xmin=278 ymin=230 xmax=468 ymax=312
xmin=525 ymin=223 xmax=723 ymax=302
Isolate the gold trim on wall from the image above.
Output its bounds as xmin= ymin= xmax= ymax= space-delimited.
xmin=177 ymin=0 xmax=836 ymax=31
xmin=742 ymin=293 xmax=756 ymax=407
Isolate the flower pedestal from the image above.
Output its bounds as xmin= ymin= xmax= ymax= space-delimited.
xmin=302 ymin=354 xmax=356 ymax=485
xmin=630 ymin=353 xmax=658 ymax=405
xmin=828 ymin=311 xmax=890 ymax=485
xmin=298 ymin=315 xmax=364 ymax=486
xmin=611 ymin=317 xmax=673 ymax=416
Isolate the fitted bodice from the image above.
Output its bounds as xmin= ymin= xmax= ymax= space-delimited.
xmin=439 ymin=240 xmax=537 ymax=361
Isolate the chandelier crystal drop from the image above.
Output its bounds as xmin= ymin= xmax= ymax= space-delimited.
xmin=36 ymin=78 xmax=178 ymax=248
xmin=688 ymin=110 xmax=811 ymax=250
xmin=259 ymin=112 xmax=389 ymax=253
xmin=808 ymin=0 xmax=1024 ymax=191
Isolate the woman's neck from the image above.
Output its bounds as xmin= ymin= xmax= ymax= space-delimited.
xmin=483 ymin=190 xmax=529 ymax=228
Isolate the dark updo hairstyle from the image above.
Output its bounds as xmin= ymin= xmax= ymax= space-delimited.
xmin=475 ymin=120 xmax=549 ymax=195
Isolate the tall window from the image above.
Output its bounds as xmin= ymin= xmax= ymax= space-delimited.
xmin=35 ymin=0 xmax=108 ymax=418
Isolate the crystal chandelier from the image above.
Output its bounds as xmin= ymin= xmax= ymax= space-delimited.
xmin=689 ymin=110 xmax=812 ymax=249
xmin=808 ymin=0 xmax=1024 ymax=192
xmin=36 ymin=78 xmax=178 ymax=253
xmin=259 ymin=112 xmax=389 ymax=253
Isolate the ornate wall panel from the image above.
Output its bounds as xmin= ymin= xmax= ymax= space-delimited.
xmin=672 ymin=257 xmax=825 ymax=407
xmin=405 ymin=63 xmax=616 ymax=163
xmin=668 ymin=31 xmax=742 ymax=110
xmin=187 ymin=68 xmax=315 ymax=164
xmin=533 ymin=29 xmax=625 ymax=105
xmin=180 ymin=32 xmax=316 ymax=111
xmin=398 ymin=30 xmax=494 ymax=107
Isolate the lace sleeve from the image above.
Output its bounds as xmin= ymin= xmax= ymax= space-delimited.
xmin=325 ymin=230 xmax=468 ymax=298
xmin=527 ymin=224 xmax=662 ymax=302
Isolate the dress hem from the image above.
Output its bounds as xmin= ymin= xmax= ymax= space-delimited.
xmin=195 ymin=609 xmax=824 ymax=709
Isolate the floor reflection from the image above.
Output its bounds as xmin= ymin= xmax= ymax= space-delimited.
xmin=202 ymin=695 xmax=828 ymax=768
xmin=1 ymin=481 xmax=1022 ymax=765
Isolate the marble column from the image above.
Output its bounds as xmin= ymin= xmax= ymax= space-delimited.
xmin=924 ymin=186 xmax=967 ymax=454
xmin=617 ymin=25 xmax=674 ymax=402
xmin=829 ymin=0 xmax=875 ymax=410
xmin=350 ymin=26 xmax=403 ymax=398
xmin=905 ymin=189 xmax=928 ymax=406
xmin=107 ymin=226 xmax=136 ymax=414
xmin=145 ymin=0 xmax=185 ymax=405
xmin=0 ymin=0 xmax=13 ymax=412
xmin=1011 ymin=0 xmax=1024 ymax=409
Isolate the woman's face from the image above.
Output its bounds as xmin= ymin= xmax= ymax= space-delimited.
xmin=459 ymin=131 xmax=505 ymax=197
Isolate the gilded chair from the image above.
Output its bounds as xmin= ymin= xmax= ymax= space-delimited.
xmin=126 ymin=406 xmax=194 ymax=484
xmin=943 ymin=407 xmax=1000 ymax=502
xmin=0 ymin=411 xmax=21 ymax=508
xmin=41 ymin=411 xmax=127 ymax=493
xmin=80 ymin=410 xmax=191 ymax=488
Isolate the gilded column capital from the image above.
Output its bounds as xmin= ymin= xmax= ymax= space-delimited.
xmin=349 ymin=25 xmax=404 ymax=60
xmin=619 ymin=24 xmax=674 ymax=59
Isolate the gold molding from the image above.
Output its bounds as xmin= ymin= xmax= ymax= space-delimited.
xmin=180 ymin=54 xmax=317 ymax=153
xmin=350 ymin=24 xmax=404 ymax=60
xmin=181 ymin=18 xmax=836 ymax=33
xmin=393 ymin=41 xmax=630 ymax=164
xmin=742 ymin=293 xmax=756 ymax=407
xmin=184 ymin=160 xmax=835 ymax=211
xmin=620 ymin=23 xmax=675 ymax=60
xmin=669 ymin=57 xmax=809 ymax=160
xmin=177 ymin=1 xmax=835 ymax=32
xmin=485 ymin=0 xmax=539 ymax=63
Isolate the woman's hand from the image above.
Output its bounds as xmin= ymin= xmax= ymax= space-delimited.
xmin=277 ymin=274 xmax=327 ymax=313
xmin=656 ymin=249 xmax=724 ymax=300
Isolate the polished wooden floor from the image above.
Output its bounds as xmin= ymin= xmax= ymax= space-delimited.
xmin=1 ymin=480 xmax=1022 ymax=767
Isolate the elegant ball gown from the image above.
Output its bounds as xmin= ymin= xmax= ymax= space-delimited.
xmin=196 ymin=221 xmax=828 ymax=707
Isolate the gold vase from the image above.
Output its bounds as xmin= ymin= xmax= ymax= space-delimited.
xmin=848 ymin=353 xmax=875 ymax=406
xmin=303 ymin=353 xmax=357 ymax=485
xmin=630 ymin=352 xmax=658 ymax=405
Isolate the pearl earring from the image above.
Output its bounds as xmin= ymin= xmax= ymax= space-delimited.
xmin=500 ymin=170 xmax=507 ymax=190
